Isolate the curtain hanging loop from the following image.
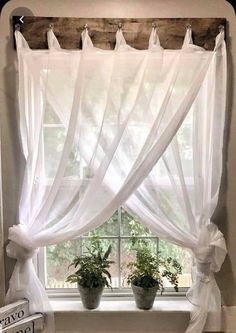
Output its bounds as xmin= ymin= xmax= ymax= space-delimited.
xmin=115 ymin=23 xmax=126 ymax=49
xmin=218 ymin=24 xmax=224 ymax=33
xmin=149 ymin=22 xmax=162 ymax=49
xmin=81 ymin=24 xmax=93 ymax=49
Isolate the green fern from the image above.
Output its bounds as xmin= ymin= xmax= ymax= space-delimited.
xmin=66 ymin=236 xmax=114 ymax=289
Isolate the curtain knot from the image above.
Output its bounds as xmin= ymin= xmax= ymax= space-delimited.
xmin=7 ymin=224 xmax=38 ymax=261
xmin=186 ymin=222 xmax=227 ymax=309
xmin=7 ymin=241 xmax=38 ymax=261
xmin=195 ymin=261 xmax=212 ymax=283
xmin=193 ymin=222 xmax=227 ymax=274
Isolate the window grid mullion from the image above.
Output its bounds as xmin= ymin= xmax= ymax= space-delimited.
xmin=118 ymin=207 xmax=122 ymax=289
xmin=156 ymin=237 xmax=159 ymax=271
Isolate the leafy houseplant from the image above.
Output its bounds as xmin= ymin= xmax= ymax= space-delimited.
xmin=66 ymin=236 xmax=114 ymax=309
xmin=127 ymin=238 xmax=182 ymax=310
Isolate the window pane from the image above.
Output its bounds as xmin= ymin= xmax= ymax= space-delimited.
xmin=120 ymin=238 xmax=158 ymax=288
xmin=84 ymin=210 xmax=119 ymax=237
xmin=159 ymin=240 xmax=192 ymax=288
xmin=121 ymin=208 xmax=154 ymax=236
xmin=82 ymin=238 xmax=119 ymax=288
xmin=46 ymin=239 xmax=81 ymax=288
xmin=46 ymin=238 xmax=119 ymax=289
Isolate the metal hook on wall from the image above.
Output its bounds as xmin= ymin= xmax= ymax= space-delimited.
xmin=15 ymin=23 xmax=21 ymax=31
xmin=118 ymin=22 xmax=123 ymax=30
xmin=186 ymin=23 xmax=192 ymax=30
xmin=218 ymin=24 xmax=225 ymax=33
xmin=49 ymin=23 xmax=54 ymax=30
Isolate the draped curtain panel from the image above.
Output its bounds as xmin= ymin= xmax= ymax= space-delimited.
xmin=6 ymin=24 xmax=226 ymax=333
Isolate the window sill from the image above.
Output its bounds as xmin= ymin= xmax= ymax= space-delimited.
xmin=51 ymin=298 xmax=191 ymax=332
xmin=51 ymin=297 xmax=191 ymax=313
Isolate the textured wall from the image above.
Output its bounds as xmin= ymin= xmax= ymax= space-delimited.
xmin=0 ymin=0 xmax=235 ymax=320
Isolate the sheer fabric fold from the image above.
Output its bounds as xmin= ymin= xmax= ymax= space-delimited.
xmin=7 ymin=27 xmax=226 ymax=333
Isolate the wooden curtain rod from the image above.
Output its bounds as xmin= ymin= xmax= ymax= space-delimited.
xmin=12 ymin=16 xmax=226 ymax=50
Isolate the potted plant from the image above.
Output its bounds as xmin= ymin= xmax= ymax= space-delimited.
xmin=127 ymin=239 xmax=182 ymax=310
xmin=66 ymin=236 xmax=114 ymax=309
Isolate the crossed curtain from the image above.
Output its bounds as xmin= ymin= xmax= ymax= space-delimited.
xmin=6 ymin=25 xmax=227 ymax=333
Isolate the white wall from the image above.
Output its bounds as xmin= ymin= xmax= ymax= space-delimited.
xmin=0 ymin=0 xmax=235 ymax=331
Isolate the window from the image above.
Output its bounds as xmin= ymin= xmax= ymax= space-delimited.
xmin=38 ymin=101 xmax=193 ymax=294
xmin=38 ymin=210 xmax=192 ymax=292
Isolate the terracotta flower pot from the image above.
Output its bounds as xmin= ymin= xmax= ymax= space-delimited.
xmin=131 ymin=283 xmax=158 ymax=310
xmin=78 ymin=285 xmax=104 ymax=309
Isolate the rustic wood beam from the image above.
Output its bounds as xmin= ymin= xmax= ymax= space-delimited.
xmin=12 ymin=17 xmax=226 ymax=51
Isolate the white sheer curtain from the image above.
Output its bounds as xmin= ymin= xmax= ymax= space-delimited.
xmin=124 ymin=49 xmax=227 ymax=331
xmin=6 ymin=26 xmax=226 ymax=333
xmin=121 ymin=28 xmax=227 ymax=333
